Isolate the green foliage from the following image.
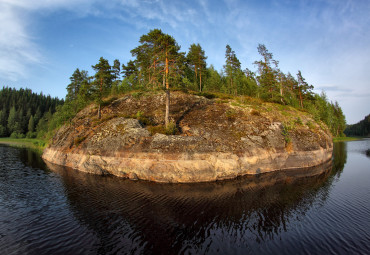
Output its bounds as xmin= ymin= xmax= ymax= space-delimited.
xmin=148 ymin=125 xmax=166 ymax=136
xmin=344 ymin=114 xmax=370 ymax=137
xmin=165 ymin=121 xmax=178 ymax=135
xmin=0 ymin=125 xmax=6 ymax=137
xmin=281 ymin=124 xmax=291 ymax=144
xmin=224 ymin=45 xmax=242 ymax=95
xmin=101 ymin=96 xmax=119 ymax=107
xmin=35 ymin=28 xmax=345 ymax=140
xmin=147 ymin=122 xmax=178 ymax=136
xmin=251 ymin=109 xmax=261 ymax=116
xmin=10 ymin=132 xmax=26 ymax=139
xmin=0 ymin=87 xmax=63 ymax=138
xmin=135 ymin=111 xmax=153 ymax=126
xmin=131 ymin=91 xmax=143 ymax=99
xmin=225 ymin=109 xmax=237 ymax=121
xmin=187 ymin=43 xmax=207 ymax=92
xmin=28 ymin=115 xmax=35 ymax=132
xmin=295 ymin=117 xmax=303 ymax=125
xmin=306 ymin=121 xmax=315 ymax=130
xmin=26 ymin=131 xmax=37 ymax=138
xmin=195 ymin=92 xmax=216 ymax=99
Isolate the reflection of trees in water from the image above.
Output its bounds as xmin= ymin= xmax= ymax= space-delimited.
xmin=332 ymin=142 xmax=347 ymax=178
xmin=17 ymin=147 xmax=48 ymax=170
xmin=46 ymin=160 xmax=337 ymax=254
xmin=365 ymin=149 xmax=370 ymax=158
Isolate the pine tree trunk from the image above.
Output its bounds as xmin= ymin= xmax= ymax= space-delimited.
xmin=280 ymin=86 xmax=284 ymax=103
xmin=165 ymin=89 xmax=170 ymax=128
xmin=98 ymin=104 xmax=101 ymax=119
xmin=299 ymin=90 xmax=303 ymax=108
xmin=199 ymin=68 xmax=202 ymax=92
xmin=165 ymin=52 xmax=170 ymax=128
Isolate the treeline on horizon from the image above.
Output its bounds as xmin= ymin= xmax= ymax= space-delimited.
xmin=344 ymin=114 xmax=370 ymax=137
xmin=0 ymin=87 xmax=63 ymax=138
xmin=1 ymin=28 xmax=346 ymax=139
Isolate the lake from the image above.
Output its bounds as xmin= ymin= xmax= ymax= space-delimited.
xmin=0 ymin=140 xmax=369 ymax=254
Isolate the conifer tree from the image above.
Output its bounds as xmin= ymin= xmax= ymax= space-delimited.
xmin=91 ymin=57 xmax=114 ymax=118
xmin=156 ymin=33 xmax=182 ymax=127
xmin=66 ymin=68 xmax=89 ymax=102
xmin=187 ymin=43 xmax=207 ymax=92
xmin=112 ymin=59 xmax=121 ymax=81
xmin=254 ymin=44 xmax=279 ymax=100
xmin=7 ymin=106 xmax=19 ymax=134
xmin=296 ymin=70 xmax=314 ymax=108
xmin=224 ymin=45 xmax=242 ymax=95
xmin=28 ymin=115 xmax=35 ymax=133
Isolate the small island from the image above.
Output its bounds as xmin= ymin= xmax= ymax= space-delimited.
xmin=43 ymin=91 xmax=333 ymax=182
xmin=1 ymin=29 xmax=344 ymax=183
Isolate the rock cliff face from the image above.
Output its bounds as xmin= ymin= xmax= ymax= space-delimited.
xmin=42 ymin=91 xmax=333 ymax=183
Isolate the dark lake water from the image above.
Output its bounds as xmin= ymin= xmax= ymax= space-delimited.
xmin=1 ymin=140 xmax=369 ymax=255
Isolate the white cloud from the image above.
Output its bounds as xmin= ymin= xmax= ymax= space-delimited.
xmin=0 ymin=0 xmax=203 ymax=82
xmin=0 ymin=1 xmax=42 ymax=80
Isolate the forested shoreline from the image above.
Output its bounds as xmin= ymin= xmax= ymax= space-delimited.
xmin=0 ymin=87 xmax=63 ymax=138
xmin=344 ymin=114 xmax=370 ymax=137
xmin=1 ymin=29 xmax=346 ymax=139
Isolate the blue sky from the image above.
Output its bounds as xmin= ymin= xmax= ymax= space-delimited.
xmin=0 ymin=0 xmax=369 ymax=124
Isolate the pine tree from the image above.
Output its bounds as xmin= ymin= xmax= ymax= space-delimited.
xmin=206 ymin=65 xmax=223 ymax=92
xmin=112 ymin=59 xmax=121 ymax=81
xmin=187 ymin=43 xmax=207 ymax=92
xmin=66 ymin=68 xmax=89 ymax=102
xmin=156 ymin=33 xmax=182 ymax=127
xmin=131 ymin=29 xmax=164 ymax=88
xmin=296 ymin=70 xmax=314 ymax=108
xmin=28 ymin=115 xmax=35 ymax=133
xmin=91 ymin=57 xmax=114 ymax=118
xmin=254 ymin=44 xmax=279 ymax=100
xmin=224 ymin=45 xmax=241 ymax=95
xmin=7 ymin=106 xmax=19 ymax=134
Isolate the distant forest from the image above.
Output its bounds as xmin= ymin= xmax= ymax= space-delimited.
xmin=0 ymin=87 xmax=63 ymax=138
xmin=344 ymin=114 xmax=370 ymax=137
xmin=1 ymin=28 xmax=346 ymax=139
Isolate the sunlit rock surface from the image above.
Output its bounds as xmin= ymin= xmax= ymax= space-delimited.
xmin=43 ymin=92 xmax=333 ymax=182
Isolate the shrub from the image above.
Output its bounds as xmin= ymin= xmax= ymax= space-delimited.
xmin=251 ymin=109 xmax=261 ymax=116
xmin=148 ymin=125 xmax=166 ymax=136
xmin=135 ymin=111 xmax=153 ymax=126
xmin=306 ymin=121 xmax=315 ymax=130
xmin=26 ymin=131 xmax=37 ymax=138
xmin=101 ymin=96 xmax=118 ymax=107
xmin=32 ymin=140 xmax=46 ymax=148
xmin=10 ymin=132 xmax=25 ymax=139
xmin=295 ymin=117 xmax=303 ymax=125
xmin=165 ymin=121 xmax=178 ymax=135
xmin=197 ymin=92 xmax=216 ymax=99
xmin=281 ymin=124 xmax=291 ymax=144
xmin=225 ymin=109 xmax=237 ymax=121
xmin=131 ymin=91 xmax=143 ymax=99
xmin=148 ymin=121 xmax=178 ymax=136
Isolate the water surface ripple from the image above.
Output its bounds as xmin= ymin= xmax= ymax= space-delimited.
xmin=1 ymin=140 xmax=370 ymax=254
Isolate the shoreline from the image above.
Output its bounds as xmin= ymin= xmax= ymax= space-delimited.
xmin=42 ymin=146 xmax=333 ymax=183
xmin=333 ymin=137 xmax=363 ymax=142
xmin=0 ymin=138 xmax=47 ymax=152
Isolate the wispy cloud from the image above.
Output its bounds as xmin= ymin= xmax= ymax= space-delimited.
xmin=0 ymin=0 xmax=204 ymax=81
xmin=0 ymin=1 xmax=41 ymax=80
xmin=0 ymin=0 xmax=96 ymax=81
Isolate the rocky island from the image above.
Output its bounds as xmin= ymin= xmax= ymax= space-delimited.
xmin=42 ymin=91 xmax=333 ymax=183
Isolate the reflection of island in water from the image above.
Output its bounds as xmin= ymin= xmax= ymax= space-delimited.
xmin=45 ymin=144 xmax=346 ymax=254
